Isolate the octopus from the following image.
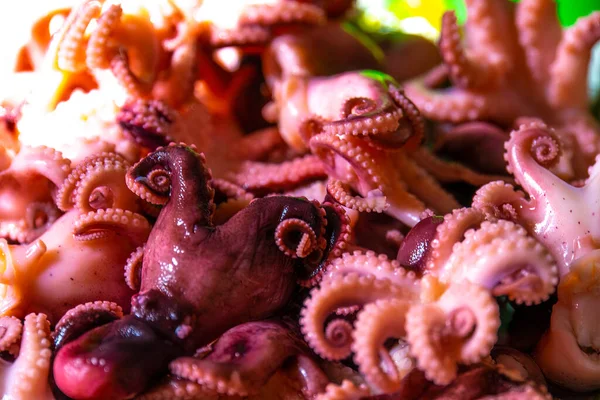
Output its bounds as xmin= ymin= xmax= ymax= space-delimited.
xmin=473 ymin=121 xmax=600 ymax=276
xmin=269 ymin=69 xmax=465 ymax=226
xmin=0 ymin=152 xmax=150 ymax=322
xmin=405 ymin=0 xmax=600 ymax=178
xmin=396 ymin=208 xmax=559 ymax=305
xmin=0 ymin=313 xmax=54 ymax=400
xmin=0 ymin=146 xmax=70 ymax=244
xmin=138 ymin=319 xmax=332 ymax=399
xmin=300 ymin=250 xmax=501 ymax=395
xmin=52 ymin=144 xmax=348 ymax=399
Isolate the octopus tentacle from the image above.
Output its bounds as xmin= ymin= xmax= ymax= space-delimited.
xmin=72 ymin=208 xmax=151 ymax=244
xmin=300 ymin=273 xmax=418 ymax=360
xmin=85 ymin=3 xmax=120 ymax=70
xmin=472 ymin=181 xmax=528 ymax=221
xmin=315 ymin=380 xmax=369 ymax=400
xmin=406 ymin=283 xmax=499 ymax=385
xmin=0 ymin=316 xmax=22 ymax=355
xmin=56 ymin=153 xmax=131 ymax=211
xmin=275 ymin=218 xmax=320 ymax=259
xmin=72 ymin=157 xmax=137 ymax=213
xmin=117 ymin=98 xmax=176 ymax=151
xmin=515 ymin=0 xmax=562 ymax=83
xmin=237 ymin=2 xmax=326 ymax=28
xmin=439 ymin=11 xmax=498 ymax=89
xmin=136 ymin=377 xmax=217 ymax=400
xmin=124 ymin=245 xmax=144 ymax=291
xmin=462 ymin=0 xmax=515 ymax=73
xmin=309 ymin=132 xmax=426 ymax=227
xmin=56 ymin=1 xmax=101 ymax=72
xmin=548 ymin=11 xmax=600 ymax=110
xmin=445 ymin=220 xmax=559 ymax=304
xmin=327 ymin=179 xmax=387 ymax=213
xmin=409 ymin=147 xmax=510 ymax=187
xmin=10 ymin=146 xmax=71 ymax=189
xmin=126 ymin=144 xmax=215 ymax=225
xmin=352 ymin=298 xmax=412 ymax=393
xmin=404 ymin=77 xmax=489 ymax=122
xmin=4 ymin=313 xmax=52 ymax=399
xmin=53 ymin=301 xmax=123 ymax=351
xmin=326 ymin=250 xmax=419 ymax=288
xmin=504 ymin=121 xmax=565 ymax=198
xmin=231 ymin=155 xmax=327 ymax=193
xmin=427 ymin=208 xmax=486 ymax=274
xmin=394 ymin=152 xmax=460 ymax=214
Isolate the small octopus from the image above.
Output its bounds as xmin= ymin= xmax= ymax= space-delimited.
xmin=51 ymin=143 xmax=349 ymax=399
xmin=405 ymin=0 xmax=600 ymax=178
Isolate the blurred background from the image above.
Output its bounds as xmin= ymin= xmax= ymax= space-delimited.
xmin=1 ymin=0 xmax=599 ymax=101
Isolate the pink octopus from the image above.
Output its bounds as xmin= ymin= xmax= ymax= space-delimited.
xmin=405 ymin=0 xmax=600 ymax=179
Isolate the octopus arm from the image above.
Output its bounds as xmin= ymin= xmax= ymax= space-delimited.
xmin=1 ymin=314 xmax=53 ymax=399
xmin=515 ymin=0 xmax=563 ymax=83
xmin=548 ymin=11 xmax=600 ymax=110
xmin=351 ymin=298 xmax=412 ymax=394
xmin=300 ymin=273 xmax=419 ymax=361
xmin=462 ymin=0 xmax=516 ymax=74
xmin=406 ymin=282 xmax=499 ymax=385
xmin=444 ymin=220 xmax=559 ymax=305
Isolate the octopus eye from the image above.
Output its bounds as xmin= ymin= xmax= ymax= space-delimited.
xmin=88 ymin=187 xmax=114 ymax=210
xmin=274 ymin=218 xmax=319 ymax=259
xmin=146 ymin=169 xmax=171 ymax=194
xmin=342 ymin=97 xmax=377 ymax=119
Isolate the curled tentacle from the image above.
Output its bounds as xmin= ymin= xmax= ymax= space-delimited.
xmin=406 ymin=282 xmax=499 ymax=385
xmin=472 ymin=181 xmax=528 ymax=221
xmin=445 ymin=220 xmax=559 ymax=305
xmin=53 ymin=301 xmax=124 ymax=351
xmin=275 ymin=218 xmax=320 ymax=259
xmin=73 ymin=208 xmax=151 ymax=244
xmin=327 ymin=179 xmax=388 ymax=213
xmin=0 ymin=315 xmax=22 ymax=355
xmin=72 ymin=157 xmax=138 ymax=213
xmin=124 ymin=245 xmax=144 ymax=291
xmin=352 ymin=298 xmax=412 ymax=393
xmin=86 ymin=4 xmax=160 ymax=97
xmin=504 ymin=121 xmax=563 ymax=193
xmin=117 ymin=98 xmax=176 ymax=151
xmin=126 ymin=144 xmax=215 ymax=226
xmin=326 ymin=250 xmax=419 ymax=288
xmin=300 ymin=273 xmax=419 ymax=361
xmin=426 ymin=208 xmax=486 ymax=275
xmin=56 ymin=152 xmax=126 ymax=211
